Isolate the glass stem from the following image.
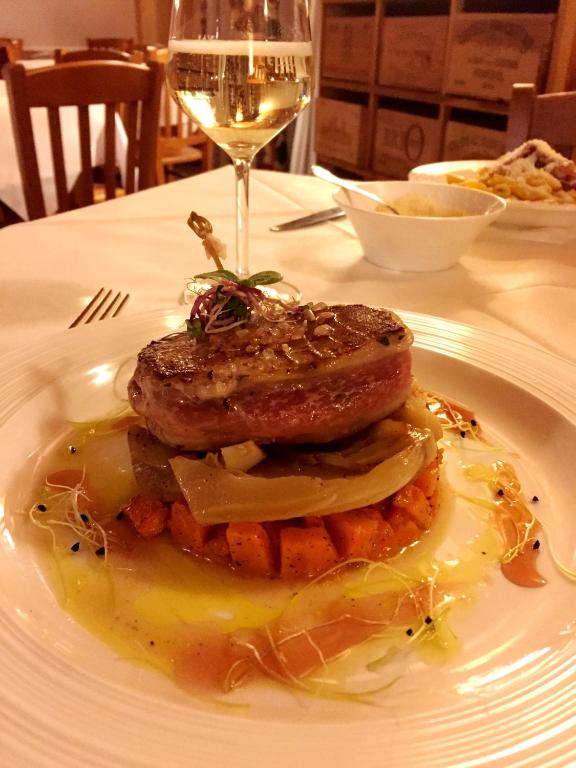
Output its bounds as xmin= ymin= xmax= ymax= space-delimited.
xmin=234 ymin=158 xmax=250 ymax=278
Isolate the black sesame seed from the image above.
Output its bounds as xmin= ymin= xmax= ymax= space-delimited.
xmin=149 ymin=640 xmax=155 ymax=646
xmin=481 ymin=551 xmax=487 ymax=555
xmin=379 ymin=335 xmax=390 ymax=346
xmin=116 ymin=511 xmax=125 ymax=520
xmin=460 ymin=430 xmax=466 ymax=438
xmin=497 ymin=489 xmax=504 ymax=497
xmin=424 ymin=616 xmax=433 ymax=625
xmin=397 ymin=334 xmax=405 ymax=341
xmin=95 ymin=546 xmax=106 ymax=557
xmin=406 ymin=628 xmax=413 ymax=637
xmin=533 ymin=540 xmax=541 ymax=550
xmin=68 ymin=445 xmax=77 ymax=454
xmin=37 ymin=503 xmax=47 ymax=512
xmin=532 ymin=495 xmax=540 ymax=503
xmin=470 ymin=419 xmax=477 ymax=427
xmin=71 ymin=542 xmax=80 ymax=552
xmin=80 ymin=513 xmax=89 ymax=523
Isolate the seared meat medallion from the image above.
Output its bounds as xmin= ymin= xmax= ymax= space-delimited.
xmin=128 ymin=304 xmax=414 ymax=450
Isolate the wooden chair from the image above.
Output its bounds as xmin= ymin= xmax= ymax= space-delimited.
xmin=0 ymin=38 xmax=23 ymax=62
xmin=154 ymin=49 xmax=214 ymax=183
xmin=507 ymin=83 xmax=576 ymax=159
xmin=3 ymin=60 xmax=162 ymax=220
xmin=55 ymin=47 xmax=134 ymax=64
xmin=0 ymin=46 xmax=10 ymax=76
xmin=87 ymin=37 xmax=134 ymax=53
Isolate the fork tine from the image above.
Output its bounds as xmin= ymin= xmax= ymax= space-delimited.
xmin=85 ymin=289 xmax=113 ymax=323
xmin=112 ymin=293 xmax=130 ymax=317
xmin=98 ymin=291 xmax=122 ymax=320
xmin=68 ymin=288 xmax=105 ymax=328
xmin=68 ymin=289 xmax=129 ymax=328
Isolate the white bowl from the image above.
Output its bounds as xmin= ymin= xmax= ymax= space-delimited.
xmin=334 ymin=180 xmax=506 ymax=272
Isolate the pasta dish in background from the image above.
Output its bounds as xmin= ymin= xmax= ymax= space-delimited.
xmin=448 ymin=140 xmax=576 ymax=204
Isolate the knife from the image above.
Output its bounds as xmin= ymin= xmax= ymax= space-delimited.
xmin=270 ymin=206 xmax=345 ymax=231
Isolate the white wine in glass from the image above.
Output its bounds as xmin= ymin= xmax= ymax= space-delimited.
xmin=167 ymin=1 xmax=313 ymax=299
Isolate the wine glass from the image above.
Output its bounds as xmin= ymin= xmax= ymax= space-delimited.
xmin=166 ymin=0 xmax=313 ymax=302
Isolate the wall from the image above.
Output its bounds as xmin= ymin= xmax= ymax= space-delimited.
xmin=135 ymin=0 xmax=172 ymax=46
xmin=0 ymin=0 xmax=137 ymax=48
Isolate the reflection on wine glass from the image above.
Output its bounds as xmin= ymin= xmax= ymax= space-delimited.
xmin=167 ymin=0 xmax=313 ymax=302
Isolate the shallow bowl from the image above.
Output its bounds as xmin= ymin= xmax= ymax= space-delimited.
xmin=409 ymin=160 xmax=576 ymax=229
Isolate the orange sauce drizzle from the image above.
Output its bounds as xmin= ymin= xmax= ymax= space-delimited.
xmin=426 ymin=393 xmax=482 ymax=439
xmin=428 ymin=394 xmax=545 ymax=589
xmin=488 ymin=462 xmax=546 ymax=588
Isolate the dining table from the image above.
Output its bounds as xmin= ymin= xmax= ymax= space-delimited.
xmin=0 ymin=58 xmax=128 ymax=221
xmin=0 ymin=164 xmax=574 ymax=355
xmin=0 ymin=166 xmax=575 ymax=768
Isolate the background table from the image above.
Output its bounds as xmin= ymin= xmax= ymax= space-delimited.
xmin=0 ymin=166 xmax=574 ymax=363
xmin=0 ymin=59 xmax=127 ymax=220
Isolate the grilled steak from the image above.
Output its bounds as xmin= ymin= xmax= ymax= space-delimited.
xmin=128 ymin=304 xmax=413 ymax=450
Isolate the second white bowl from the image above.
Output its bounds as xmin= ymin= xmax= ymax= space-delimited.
xmin=334 ymin=181 xmax=506 ymax=272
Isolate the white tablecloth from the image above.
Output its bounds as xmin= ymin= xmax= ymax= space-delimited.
xmin=0 ymin=59 xmax=127 ymax=220
xmin=0 ymin=166 xmax=574 ymax=364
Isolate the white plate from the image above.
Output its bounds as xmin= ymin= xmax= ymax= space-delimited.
xmin=409 ymin=160 xmax=576 ymax=229
xmin=1 ymin=309 xmax=575 ymax=768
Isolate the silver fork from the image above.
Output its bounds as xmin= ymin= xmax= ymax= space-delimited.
xmin=68 ymin=288 xmax=130 ymax=328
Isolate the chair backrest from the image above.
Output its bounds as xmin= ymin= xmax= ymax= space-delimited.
xmin=507 ymin=84 xmax=576 ymax=158
xmin=4 ymin=60 xmax=162 ymax=220
xmin=55 ymin=47 xmax=133 ymax=64
xmin=87 ymin=37 xmax=134 ymax=53
xmin=0 ymin=37 xmax=23 ymax=61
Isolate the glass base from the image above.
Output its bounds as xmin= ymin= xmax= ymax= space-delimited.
xmin=182 ymin=279 xmax=302 ymax=306
xmin=261 ymin=280 xmax=302 ymax=304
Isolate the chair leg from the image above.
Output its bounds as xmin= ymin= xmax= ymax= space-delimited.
xmin=156 ymin=156 xmax=167 ymax=185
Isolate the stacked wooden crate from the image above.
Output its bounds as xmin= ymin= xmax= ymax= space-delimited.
xmin=315 ymin=0 xmax=575 ymax=179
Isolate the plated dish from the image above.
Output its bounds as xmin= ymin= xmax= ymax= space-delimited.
xmin=410 ymin=141 xmax=576 ymax=229
xmin=1 ymin=306 xmax=575 ymax=767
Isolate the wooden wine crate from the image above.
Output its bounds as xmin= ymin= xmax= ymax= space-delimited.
xmin=373 ymin=107 xmax=442 ymax=178
xmin=315 ymin=97 xmax=368 ymax=166
xmin=445 ymin=13 xmax=555 ymax=102
xmin=378 ymin=16 xmax=449 ymax=93
xmin=443 ymin=120 xmax=506 ymax=161
xmin=322 ymin=16 xmax=374 ymax=82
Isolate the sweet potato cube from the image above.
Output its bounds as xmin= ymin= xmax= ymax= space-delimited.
xmin=413 ymin=458 xmax=440 ymax=499
xmin=392 ymin=484 xmax=432 ymax=530
xmin=203 ymin=525 xmax=231 ymax=564
xmin=325 ymin=507 xmax=385 ymax=560
xmin=280 ymin=522 xmax=339 ymax=579
xmin=123 ymin=494 xmax=169 ymax=540
xmin=170 ymin=499 xmax=211 ymax=552
xmin=303 ymin=516 xmax=324 ymax=527
xmin=386 ymin=508 xmax=421 ymax=549
xmin=226 ymin=522 xmax=275 ymax=577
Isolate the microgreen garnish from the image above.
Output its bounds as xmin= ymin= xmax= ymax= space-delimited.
xmin=244 ymin=271 xmax=283 ymax=287
xmin=186 ymin=318 xmax=204 ymax=338
xmin=195 ymin=269 xmax=239 ymax=283
xmin=186 ymin=210 xmax=289 ymax=339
